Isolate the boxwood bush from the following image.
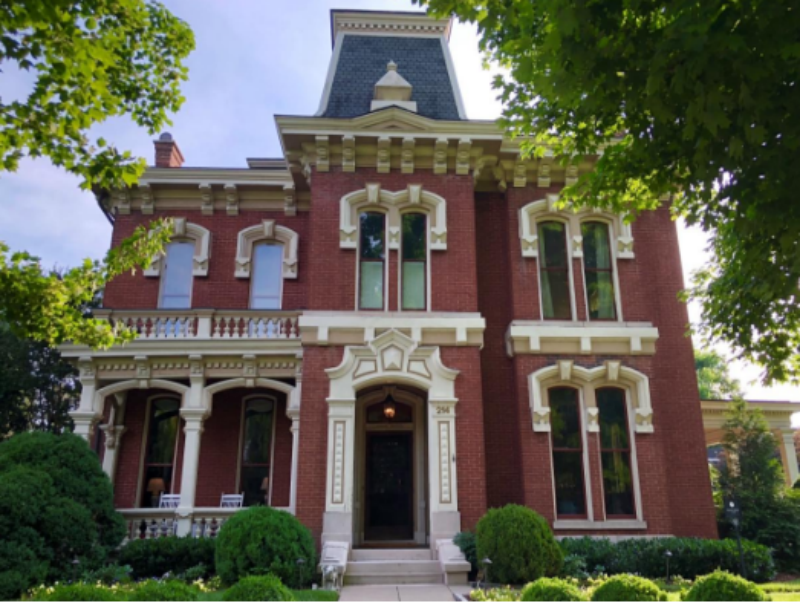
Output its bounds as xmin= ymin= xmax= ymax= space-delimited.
xmin=591 ymin=575 xmax=667 ymax=601
xmin=560 ymin=536 xmax=775 ymax=582
xmin=222 ymin=575 xmax=294 ymax=601
xmin=476 ymin=504 xmax=563 ymax=585
xmin=118 ymin=537 xmax=216 ymax=580
xmin=215 ymin=507 xmax=315 ymax=588
xmin=521 ymin=577 xmax=586 ymax=601
xmin=682 ymin=570 xmax=769 ymax=601
xmin=453 ymin=531 xmax=478 ymax=576
xmin=127 ymin=579 xmax=199 ymax=601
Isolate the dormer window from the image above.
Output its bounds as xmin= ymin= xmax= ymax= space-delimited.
xmin=371 ymin=61 xmax=417 ymax=113
xmin=159 ymin=241 xmax=194 ymax=309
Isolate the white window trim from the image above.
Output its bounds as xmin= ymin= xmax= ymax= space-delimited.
xmin=237 ymin=394 xmax=279 ymax=507
xmin=397 ymin=210 xmax=431 ymax=312
xmin=144 ymin=218 xmax=210 ymax=277
xmin=535 ymin=217 xmax=578 ymax=322
xmin=577 ymin=218 xmax=624 ymax=321
xmin=354 ymin=208 xmax=390 ymax=312
xmin=235 ymin=220 xmax=299 ymax=280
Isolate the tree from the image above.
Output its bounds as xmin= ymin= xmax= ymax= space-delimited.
xmin=416 ymin=0 xmax=800 ymax=384
xmin=695 ymin=349 xmax=744 ymax=401
xmin=0 ymin=324 xmax=80 ymax=440
xmin=0 ymin=0 xmax=194 ymax=348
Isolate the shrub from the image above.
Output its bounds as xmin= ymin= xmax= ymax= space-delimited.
xmin=470 ymin=586 xmax=519 ymax=602
xmin=215 ymin=507 xmax=315 ymax=588
xmin=476 ymin=505 xmax=563 ymax=585
xmin=521 ymin=577 xmax=586 ymax=601
xmin=222 ymin=574 xmax=294 ymax=601
xmin=454 ymin=531 xmax=478 ymax=576
xmin=118 ymin=537 xmax=215 ymax=580
xmin=591 ymin=575 xmax=666 ymax=601
xmin=28 ymin=583 xmax=125 ymax=601
xmin=80 ymin=564 xmax=133 ymax=585
xmin=561 ymin=554 xmax=589 ymax=579
xmin=0 ymin=432 xmax=126 ymax=600
xmin=682 ymin=570 xmax=768 ymax=601
xmin=127 ymin=579 xmax=199 ymax=601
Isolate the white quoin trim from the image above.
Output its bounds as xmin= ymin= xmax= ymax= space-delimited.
xmin=339 ymin=184 xmax=448 ymax=250
xmin=144 ymin=218 xmax=211 ymax=277
xmin=528 ymin=361 xmax=653 ymax=433
xmin=234 ymin=220 xmax=299 ymax=279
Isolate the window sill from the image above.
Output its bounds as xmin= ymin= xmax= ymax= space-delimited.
xmin=553 ymin=519 xmax=648 ymax=531
xmin=506 ymin=321 xmax=659 ymax=356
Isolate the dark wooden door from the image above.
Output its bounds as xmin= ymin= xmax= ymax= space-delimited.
xmin=365 ymin=431 xmax=414 ymax=541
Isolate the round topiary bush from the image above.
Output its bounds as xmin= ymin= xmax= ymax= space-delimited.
xmin=128 ymin=579 xmax=199 ymax=601
xmin=682 ymin=570 xmax=768 ymax=601
xmin=521 ymin=577 xmax=586 ymax=601
xmin=215 ymin=506 xmax=315 ymax=588
xmin=591 ymin=575 xmax=666 ymax=601
xmin=475 ymin=504 xmax=563 ymax=585
xmin=222 ymin=575 xmax=294 ymax=602
xmin=0 ymin=433 xmax=126 ymax=600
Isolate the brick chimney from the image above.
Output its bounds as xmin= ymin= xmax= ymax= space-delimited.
xmin=154 ymin=132 xmax=185 ymax=168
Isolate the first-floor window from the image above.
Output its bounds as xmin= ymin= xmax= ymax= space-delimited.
xmin=359 ymin=212 xmax=386 ymax=310
xmin=597 ymin=387 xmax=635 ymax=516
xmin=141 ymin=398 xmax=181 ymax=508
xmin=240 ymin=397 xmax=275 ymax=507
xmin=250 ymin=242 xmax=283 ymax=309
xmin=549 ymin=387 xmax=586 ymax=517
xmin=401 ymin=212 xmax=427 ymax=310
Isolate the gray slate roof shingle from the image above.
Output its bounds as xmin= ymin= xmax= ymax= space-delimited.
xmin=323 ymin=35 xmax=462 ymax=120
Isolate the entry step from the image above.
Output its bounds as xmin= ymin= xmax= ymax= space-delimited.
xmin=351 ymin=548 xmax=433 ymax=561
xmin=345 ymin=560 xmax=443 ymax=585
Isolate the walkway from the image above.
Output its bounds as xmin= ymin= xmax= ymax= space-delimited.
xmin=339 ymin=584 xmax=471 ymax=601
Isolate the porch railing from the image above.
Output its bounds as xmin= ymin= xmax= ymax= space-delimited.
xmin=119 ymin=507 xmax=292 ymax=540
xmin=94 ymin=310 xmax=300 ymax=341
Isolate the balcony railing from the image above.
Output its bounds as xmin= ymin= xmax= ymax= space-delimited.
xmin=95 ymin=309 xmax=300 ymax=340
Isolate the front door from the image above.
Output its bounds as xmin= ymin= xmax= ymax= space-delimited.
xmin=365 ymin=431 xmax=414 ymax=541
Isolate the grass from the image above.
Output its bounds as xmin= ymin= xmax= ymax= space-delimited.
xmin=197 ymin=588 xmax=338 ymax=601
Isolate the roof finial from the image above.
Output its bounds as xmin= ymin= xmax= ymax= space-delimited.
xmin=387 ymin=60 xmax=397 ymax=72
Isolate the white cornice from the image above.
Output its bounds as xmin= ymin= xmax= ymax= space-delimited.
xmin=331 ymin=11 xmax=453 ymax=44
xmin=506 ymin=321 xmax=659 ymax=356
xmin=139 ymin=167 xmax=293 ymax=187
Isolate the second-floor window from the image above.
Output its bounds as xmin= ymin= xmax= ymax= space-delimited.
xmin=359 ymin=212 xmax=386 ymax=310
xmin=240 ymin=397 xmax=275 ymax=507
xmin=401 ymin=213 xmax=427 ymax=310
xmin=550 ymin=387 xmax=586 ymax=518
xmin=250 ymin=242 xmax=283 ymax=310
xmin=538 ymin=221 xmax=572 ymax=320
xmin=582 ymin=222 xmax=617 ymax=320
xmin=159 ymin=241 xmax=194 ymax=309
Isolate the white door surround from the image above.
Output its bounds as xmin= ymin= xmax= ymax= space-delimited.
xmin=323 ymin=329 xmax=461 ymax=548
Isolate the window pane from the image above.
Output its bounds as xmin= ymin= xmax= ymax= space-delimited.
xmin=160 ymin=241 xmax=194 ymax=309
xmin=360 ymin=212 xmax=385 ymax=260
xmin=360 ymin=262 xmax=384 ymax=309
xmin=147 ymin=399 xmax=180 ymax=464
xmin=402 ymin=262 xmax=425 ymax=310
xmin=538 ymin=222 xmax=572 ymax=320
xmin=402 ymin=213 xmax=426 ymax=261
xmin=241 ymin=465 xmax=270 ymax=507
xmin=550 ymin=388 xmax=581 ymax=449
xmin=553 ymin=452 xmax=586 ymax=516
xmin=242 ymin=399 xmax=274 ymax=464
xmin=541 ymin=270 xmax=573 ymax=319
xmin=601 ymin=451 xmax=634 ymax=515
xmin=598 ymin=388 xmax=629 ymax=449
xmin=585 ymin=270 xmax=616 ymax=320
xmin=251 ymin=243 xmax=283 ymax=310
xmin=143 ymin=465 xmax=174 ymax=508
xmin=582 ymin=222 xmax=612 ymax=270
xmin=538 ymin=222 xmax=568 ymax=268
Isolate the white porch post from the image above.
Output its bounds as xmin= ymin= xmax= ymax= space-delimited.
xmin=322 ymin=399 xmax=356 ymax=544
xmin=287 ymin=366 xmax=302 ymax=513
xmin=176 ymin=358 xmax=206 ymax=536
xmin=100 ymin=392 xmax=127 ymax=482
xmin=71 ymin=356 xmax=99 ymax=441
xmin=427 ymin=398 xmax=460 ymax=544
xmin=781 ymin=431 xmax=800 ymax=486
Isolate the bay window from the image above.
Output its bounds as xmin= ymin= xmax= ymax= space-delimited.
xmin=582 ymin=222 xmax=617 ymax=320
xmin=250 ymin=242 xmax=283 ymax=309
xmin=159 ymin=241 xmax=194 ymax=309
xmin=240 ymin=397 xmax=276 ymax=507
xmin=141 ymin=398 xmax=181 ymax=508
xmin=597 ymin=387 xmax=635 ymax=517
xmin=359 ymin=212 xmax=386 ymax=310
xmin=549 ymin=387 xmax=586 ymax=517
xmin=538 ymin=222 xmax=572 ymax=320
xmin=401 ymin=213 xmax=427 ymax=310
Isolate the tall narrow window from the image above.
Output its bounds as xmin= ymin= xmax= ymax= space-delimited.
xmin=538 ymin=222 xmax=572 ymax=320
xmin=402 ymin=213 xmax=427 ymax=310
xmin=250 ymin=243 xmax=283 ymax=309
xmin=141 ymin=398 xmax=181 ymax=508
xmin=582 ymin=222 xmax=617 ymax=320
xmin=549 ymin=387 xmax=586 ymax=517
xmin=240 ymin=398 xmax=275 ymax=507
xmin=597 ymin=387 xmax=635 ymax=517
xmin=359 ymin=212 xmax=385 ymax=310
xmin=159 ymin=241 xmax=194 ymax=309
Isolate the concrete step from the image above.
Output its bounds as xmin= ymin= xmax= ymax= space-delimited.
xmin=351 ymin=548 xmax=432 ymax=561
xmin=344 ymin=560 xmax=443 ymax=585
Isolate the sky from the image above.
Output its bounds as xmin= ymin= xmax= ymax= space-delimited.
xmin=0 ymin=0 xmax=797 ymax=407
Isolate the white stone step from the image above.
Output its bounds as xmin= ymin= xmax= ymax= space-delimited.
xmin=345 ymin=560 xmax=443 ymax=585
xmin=351 ymin=548 xmax=433 ymax=561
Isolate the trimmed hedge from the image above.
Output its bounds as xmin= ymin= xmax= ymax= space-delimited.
xmin=454 ymin=531 xmax=478 ymax=576
xmin=476 ymin=505 xmax=563 ymax=585
xmin=222 ymin=575 xmax=294 ymax=601
xmin=560 ymin=536 xmax=775 ymax=582
xmin=591 ymin=575 xmax=666 ymax=601
xmin=118 ymin=537 xmax=216 ymax=580
xmin=215 ymin=507 xmax=315 ymax=588
xmin=521 ymin=577 xmax=586 ymax=601
xmin=127 ymin=579 xmax=199 ymax=601
xmin=682 ymin=570 xmax=768 ymax=601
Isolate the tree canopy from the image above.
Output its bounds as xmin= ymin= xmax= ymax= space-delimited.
xmin=0 ymin=0 xmax=193 ymax=347
xmin=417 ymin=0 xmax=800 ymax=384
xmin=695 ymin=349 xmax=744 ymax=401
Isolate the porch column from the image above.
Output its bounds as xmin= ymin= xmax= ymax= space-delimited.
xmin=100 ymin=392 xmax=127 ymax=482
xmin=781 ymin=431 xmax=800 ymax=486
xmin=71 ymin=356 xmax=99 ymax=441
xmin=176 ymin=361 xmax=206 ymax=536
xmin=322 ymin=399 xmax=356 ymax=544
xmin=428 ymin=398 xmax=460 ymax=544
xmin=288 ymin=369 xmax=302 ymax=513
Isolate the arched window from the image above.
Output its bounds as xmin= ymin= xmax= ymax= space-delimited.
xmin=582 ymin=222 xmax=617 ymax=320
xmin=359 ymin=212 xmax=386 ymax=310
xmin=250 ymin=242 xmax=284 ymax=309
xmin=141 ymin=398 xmax=181 ymax=508
xmin=597 ymin=387 xmax=634 ymax=516
xmin=549 ymin=387 xmax=586 ymax=517
xmin=240 ymin=397 xmax=275 ymax=507
xmin=159 ymin=241 xmax=194 ymax=309
xmin=538 ymin=222 xmax=572 ymax=320
xmin=401 ymin=213 xmax=427 ymax=310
